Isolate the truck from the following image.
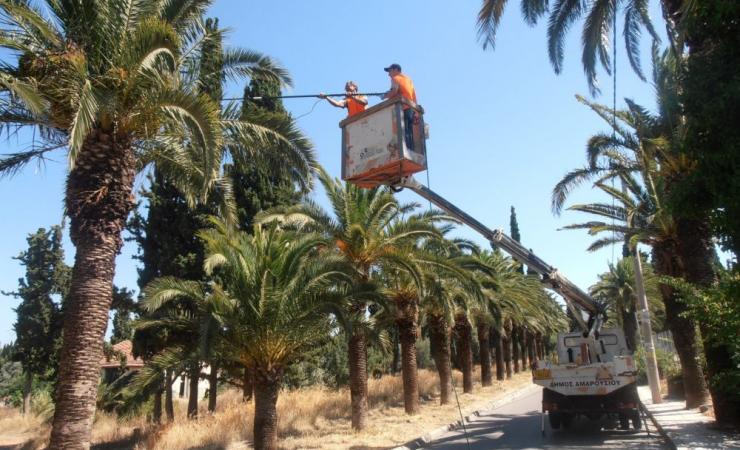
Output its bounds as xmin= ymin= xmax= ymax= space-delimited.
xmin=339 ymin=97 xmax=642 ymax=431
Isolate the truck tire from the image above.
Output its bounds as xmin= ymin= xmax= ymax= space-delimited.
xmin=631 ymin=411 xmax=642 ymax=430
xmin=618 ymin=413 xmax=629 ymax=430
xmin=562 ymin=413 xmax=573 ymax=429
xmin=548 ymin=412 xmax=562 ymax=429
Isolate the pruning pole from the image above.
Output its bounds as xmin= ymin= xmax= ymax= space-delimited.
xmin=246 ymin=92 xmax=386 ymax=100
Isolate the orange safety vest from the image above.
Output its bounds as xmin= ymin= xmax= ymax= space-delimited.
xmin=346 ymin=96 xmax=366 ymax=117
xmin=391 ymin=74 xmax=417 ymax=108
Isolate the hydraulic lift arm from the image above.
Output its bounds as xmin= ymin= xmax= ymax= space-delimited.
xmin=395 ymin=176 xmax=605 ymax=336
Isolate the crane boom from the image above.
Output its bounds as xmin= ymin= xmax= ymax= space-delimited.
xmin=396 ymin=176 xmax=605 ymax=335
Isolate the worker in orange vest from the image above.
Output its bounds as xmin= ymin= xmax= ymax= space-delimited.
xmin=383 ymin=63 xmax=420 ymax=150
xmin=319 ymin=81 xmax=367 ymax=117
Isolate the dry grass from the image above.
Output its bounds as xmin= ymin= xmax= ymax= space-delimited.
xmin=0 ymin=369 xmax=533 ymax=450
xmin=153 ymin=368 xmax=532 ymax=450
xmin=0 ymin=406 xmax=47 ymax=449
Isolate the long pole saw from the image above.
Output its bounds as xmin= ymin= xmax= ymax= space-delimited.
xmin=223 ymin=92 xmax=387 ymax=101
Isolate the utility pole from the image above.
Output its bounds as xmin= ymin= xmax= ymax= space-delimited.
xmin=632 ymin=245 xmax=662 ymax=404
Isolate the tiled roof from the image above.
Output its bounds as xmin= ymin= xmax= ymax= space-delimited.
xmin=100 ymin=340 xmax=145 ymax=369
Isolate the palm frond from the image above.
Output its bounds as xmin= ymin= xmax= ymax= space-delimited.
xmin=547 ymin=0 xmax=584 ymax=74
xmin=521 ymin=0 xmax=549 ymax=25
xmin=67 ymin=80 xmax=99 ymax=168
xmin=552 ymin=166 xmax=605 ymax=215
xmin=0 ymin=143 xmax=64 ymax=178
xmin=0 ymin=72 xmax=48 ymax=116
xmin=476 ymin=0 xmax=509 ymax=50
xmin=581 ymin=0 xmax=613 ymax=95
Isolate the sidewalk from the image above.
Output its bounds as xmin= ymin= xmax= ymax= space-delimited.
xmin=638 ymin=385 xmax=740 ymax=450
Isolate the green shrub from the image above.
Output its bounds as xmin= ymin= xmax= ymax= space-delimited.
xmin=634 ymin=346 xmax=681 ymax=383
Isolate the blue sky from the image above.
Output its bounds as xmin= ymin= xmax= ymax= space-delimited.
xmin=0 ymin=0 xmax=667 ymax=345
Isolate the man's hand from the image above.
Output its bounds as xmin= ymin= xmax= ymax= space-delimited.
xmin=319 ymin=92 xmax=327 ymax=99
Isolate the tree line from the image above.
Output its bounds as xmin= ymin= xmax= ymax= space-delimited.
xmin=477 ymin=0 xmax=740 ymax=426
xmin=0 ymin=1 xmax=737 ymax=449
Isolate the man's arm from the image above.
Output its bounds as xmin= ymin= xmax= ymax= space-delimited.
xmin=320 ymin=93 xmax=346 ymax=108
xmin=383 ymin=80 xmax=400 ymax=99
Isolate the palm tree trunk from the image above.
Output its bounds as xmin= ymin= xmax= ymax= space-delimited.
xmin=676 ymin=217 xmax=739 ymax=424
xmin=153 ymin=373 xmax=163 ymax=424
xmin=348 ymin=331 xmax=369 ymax=430
xmin=454 ymin=313 xmax=474 ymax=394
xmin=165 ymin=370 xmax=174 ymax=421
xmin=652 ymin=243 xmax=710 ymax=408
xmin=153 ymin=387 xmax=162 ymax=424
xmin=253 ymin=368 xmax=283 ymax=450
xmin=208 ymin=361 xmax=219 ymax=413
xmin=242 ymin=367 xmax=253 ymax=402
xmin=511 ymin=326 xmax=520 ymax=373
xmin=391 ymin=329 xmax=400 ymax=375
xmin=540 ymin=335 xmax=547 ymax=359
xmin=22 ymin=372 xmax=32 ymax=416
xmin=429 ymin=314 xmax=452 ymax=405
xmin=503 ymin=335 xmax=512 ymax=379
xmin=520 ymin=331 xmax=528 ymax=370
xmin=50 ymin=131 xmax=136 ymax=450
xmin=397 ymin=315 xmax=419 ymax=414
xmin=621 ymin=306 xmax=640 ymax=352
xmin=188 ymin=362 xmax=200 ymax=418
xmin=527 ymin=331 xmax=536 ymax=365
xmin=477 ymin=323 xmax=492 ymax=387
xmin=492 ymin=328 xmax=505 ymax=381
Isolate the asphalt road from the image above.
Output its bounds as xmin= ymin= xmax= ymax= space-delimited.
xmin=424 ymin=387 xmax=670 ymax=450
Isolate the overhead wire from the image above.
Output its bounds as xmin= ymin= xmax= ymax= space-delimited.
xmin=421 ymin=116 xmax=471 ymax=450
xmin=611 ymin=0 xmax=618 ymax=264
xmin=293 ymin=99 xmax=322 ymax=120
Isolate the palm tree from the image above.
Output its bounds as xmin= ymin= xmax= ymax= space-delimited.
xmin=551 ymin=74 xmax=714 ymax=407
xmin=557 ymin=169 xmax=710 ymax=407
xmin=476 ymin=0 xmax=661 ymax=94
xmin=376 ymin=215 xmax=455 ymax=415
xmin=145 ymin=219 xmax=356 ymax=450
xmin=590 ymin=255 xmax=662 ymax=350
xmin=418 ymin=237 xmax=486 ymax=399
xmin=259 ymin=168 xmax=440 ymax=430
xmin=424 ymin=276 xmax=461 ymax=404
xmin=472 ymin=249 xmax=562 ymax=379
xmin=473 ymin=307 xmax=495 ymax=386
xmin=135 ymin=276 xmax=225 ymax=418
xmin=0 ymin=2 xmax=314 ymax=446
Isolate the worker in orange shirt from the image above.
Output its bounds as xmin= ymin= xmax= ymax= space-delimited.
xmin=383 ymin=63 xmax=420 ymax=150
xmin=319 ymin=81 xmax=367 ymax=117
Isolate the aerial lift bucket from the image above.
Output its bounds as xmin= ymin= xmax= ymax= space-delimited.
xmin=340 ymin=97 xmax=427 ymax=187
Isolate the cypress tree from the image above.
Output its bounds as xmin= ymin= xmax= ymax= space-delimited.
xmin=509 ymin=206 xmax=525 ymax=273
xmin=4 ymin=226 xmax=69 ymax=414
xmin=110 ymin=287 xmax=136 ymax=345
xmin=231 ymin=77 xmax=303 ymax=230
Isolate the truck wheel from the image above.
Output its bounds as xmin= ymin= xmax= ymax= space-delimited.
xmin=548 ymin=412 xmax=562 ymax=429
xmin=631 ymin=411 xmax=642 ymax=430
xmin=562 ymin=413 xmax=573 ymax=429
xmin=618 ymin=413 xmax=630 ymax=430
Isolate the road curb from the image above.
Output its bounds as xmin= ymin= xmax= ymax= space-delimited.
xmin=639 ymin=401 xmax=678 ymax=450
xmin=391 ymin=383 xmax=541 ymax=450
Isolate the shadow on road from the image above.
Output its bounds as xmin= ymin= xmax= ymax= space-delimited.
xmin=427 ymin=411 xmax=667 ymax=450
